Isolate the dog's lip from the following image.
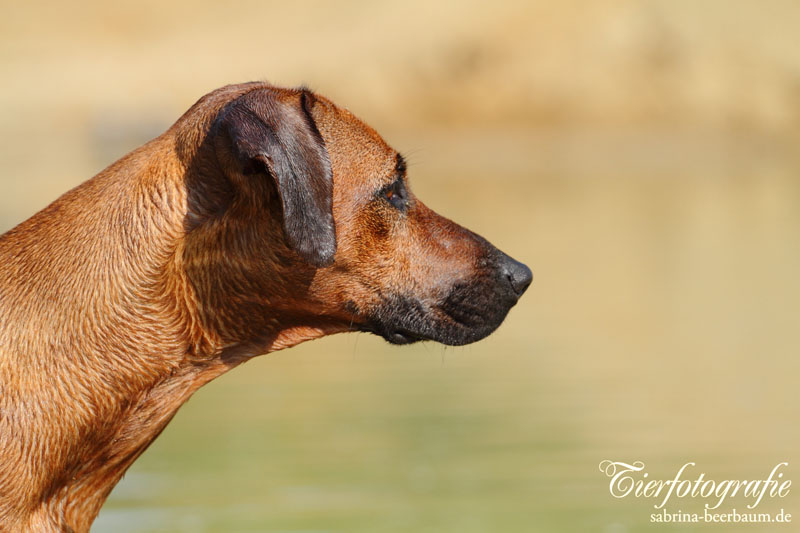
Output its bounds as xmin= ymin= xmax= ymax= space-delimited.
xmin=357 ymin=322 xmax=427 ymax=345
xmin=357 ymin=303 xmax=502 ymax=346
xmin=385 ymin=329 xmax=425 ymax=345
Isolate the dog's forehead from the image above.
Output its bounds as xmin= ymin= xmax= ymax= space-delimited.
xmin=309 ymin=95 xmax=398 ymax=191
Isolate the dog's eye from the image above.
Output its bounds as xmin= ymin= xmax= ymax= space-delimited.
xmin=379 ymin=179 xmax=408 ymax=210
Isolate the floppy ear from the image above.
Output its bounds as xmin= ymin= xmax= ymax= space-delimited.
xmin=214 ymin=88 xmax=336 ymax=267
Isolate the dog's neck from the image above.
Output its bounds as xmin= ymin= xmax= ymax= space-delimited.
xmin=0 ymin=84 xmax=355 ymax=532
xmin=0 ymin=140 xmax=193 ymax=530
xmin=0 ymin=137 xmax=331 ymax=532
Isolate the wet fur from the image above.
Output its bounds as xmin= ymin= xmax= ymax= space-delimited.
xmin=0 ymin=82 xmax=529 ymax=532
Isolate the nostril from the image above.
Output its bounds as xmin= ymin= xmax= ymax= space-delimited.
xmin=510 ymin=263 xmax=533 ymax=295
xmin=500 ymin=256 xmax=533 ymax=297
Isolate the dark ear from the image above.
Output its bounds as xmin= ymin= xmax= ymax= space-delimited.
xmin=214 ymin=88 xmax=335 ymax=267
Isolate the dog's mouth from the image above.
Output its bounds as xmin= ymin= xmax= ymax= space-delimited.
xmin=361 ymin=309 xmax=505 ymax=347
xmin=381 ymin=328 xmax=427 ymax=345
xmin=357 ymin=316 xmax=430 ymax=345
xmin=357 ymin=285 xmax=519 ymax=347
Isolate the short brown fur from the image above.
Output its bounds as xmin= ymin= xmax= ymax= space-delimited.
xmin=0 ymin=82 xmax=530 ymax=532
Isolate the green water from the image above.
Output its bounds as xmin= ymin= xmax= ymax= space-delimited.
xmin=89 ymin=130 xmax=800 ymax=532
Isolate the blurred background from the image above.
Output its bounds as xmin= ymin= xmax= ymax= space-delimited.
xmin=1 ymin=1 xmax=799 ymax=531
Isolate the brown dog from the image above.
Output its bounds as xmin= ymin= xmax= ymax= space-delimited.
xmin=0 ymin=82 xmax=531 ymax=532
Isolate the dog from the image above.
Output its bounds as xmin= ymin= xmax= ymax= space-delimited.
xmin=0 ymin=82 xmax=532 ymax=532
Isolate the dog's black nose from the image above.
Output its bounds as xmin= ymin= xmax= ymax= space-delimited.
xmin=498 ymin=252 xmax=532 ymax=297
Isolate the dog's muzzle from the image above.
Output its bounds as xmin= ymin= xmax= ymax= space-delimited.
xmin=365 ymin=249 xmax=532 ymax=346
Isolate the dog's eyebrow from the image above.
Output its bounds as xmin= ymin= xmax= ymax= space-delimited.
xmin=395 ymin=153 xmax=407 ymax=178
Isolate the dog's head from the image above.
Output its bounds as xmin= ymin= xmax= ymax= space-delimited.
xmin=181 ymin=84 xmax=531 ymax=352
